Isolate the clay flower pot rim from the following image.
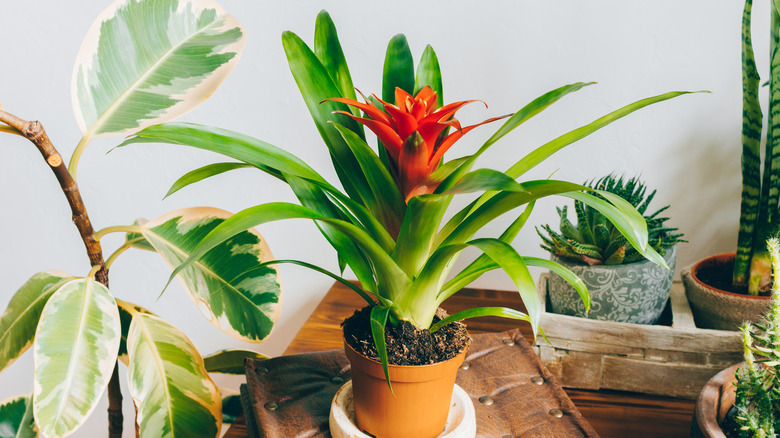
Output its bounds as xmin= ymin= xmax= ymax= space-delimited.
xmin=344 ymin=337 xmax=470 ymax=371
xmin=694 ymin=362 xmax=740 ymax=438
xmin=691 ymin=252 xmax=769 ymax=300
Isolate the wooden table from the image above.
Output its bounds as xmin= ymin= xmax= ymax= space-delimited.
xmin=227 ymin=282 xmax=695 ymax=437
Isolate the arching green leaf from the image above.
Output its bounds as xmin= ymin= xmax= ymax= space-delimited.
xmin=203 ymin=349 xmax=268 ymax=374
xmin=0 ymin=395 xmax=37 ymax=438
xmin=140 ymin=207 xmax=282 ymax=342
xmin=72 ymin=0 xmax=245 ymax=141
xmin=0 ymin=271 xmax=72 ymax=374
xmin=33 ymin=278 xmax=120 ymax=438
xmin=165 ymin=162 xmax=253 ymax=199
xmin=127 ymin=313 xmax=221 ymax=437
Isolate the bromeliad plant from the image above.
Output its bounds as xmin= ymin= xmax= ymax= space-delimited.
xmin=538 ymin=175 xmax=685 ymax=265
xmin=0 ymin=1 xmax=281 ymax=437
xmin=733 ymin=0 xmax=780 ymax=294
xmin=120 ymin=10 xmax=700 ymax=383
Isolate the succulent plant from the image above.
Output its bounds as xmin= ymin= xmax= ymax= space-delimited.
xmin=731 ymin=238 xmax=780 ymax=437
xmin=538 ymin=175 xmax=685 ymax=265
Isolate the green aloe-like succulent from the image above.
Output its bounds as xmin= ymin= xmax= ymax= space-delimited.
xmin=538 ymin=175 xmax=685 ymax=265
xmin=731 ymin=238 xmax=780 ymax=437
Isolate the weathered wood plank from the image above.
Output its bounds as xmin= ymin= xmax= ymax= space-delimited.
xmin=601 ymin=356 xmax=732 ymax=399
xmin=670 ymin=283 xmax=697 ymax=329
xmin=538 ymin=345 xmax=603 ymax=390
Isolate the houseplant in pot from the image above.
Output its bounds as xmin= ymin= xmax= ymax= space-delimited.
xmin=120 ymin=11 xmax=701 ymax=438
xmin=0 ymin=0 xmax=280 ymax=436
xmin=538 ymin=174 xmax=685 ymax=324
xmin=693 ymin=238 xmax=780 ymax=438
xmin=683 ymin=0 xmax=779 ymax=329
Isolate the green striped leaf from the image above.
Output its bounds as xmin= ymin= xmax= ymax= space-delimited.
xmin=203 ymin=349 xmax=268 ymax=374
xmin=33 ymin=278 xmax=121 ymax=438
xmin=139 ymin=207 xmax=282 ymax=342
xmin=0 ymin=395 xmax=37 ymax=438
xmin=0 ymin=271 xmax=72 ymax=374
xmin=72 ymin=0 xmax=245 ymax=140
xmin=127 ymin=313 xmax=221 ymax=437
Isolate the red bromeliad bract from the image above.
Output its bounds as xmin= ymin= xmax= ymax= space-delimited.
xmin=329 ymin=86 xmax=506 ymax=201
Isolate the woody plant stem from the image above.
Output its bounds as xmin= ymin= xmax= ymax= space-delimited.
xmin=0 ymin=109 xmax=123 ymax=437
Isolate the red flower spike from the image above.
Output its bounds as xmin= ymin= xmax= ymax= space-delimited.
xmin=327 ymin=86 xmax=507 ymax=201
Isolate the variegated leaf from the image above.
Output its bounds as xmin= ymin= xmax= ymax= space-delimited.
xmin=33 ymin=278 xmax=120 ymax=438
xmin=0 ymin=271 xmax=72 ymax=374
xmin=203 ymin=349 xmax=268 ymax=374
xmin=72 ymin=0 xmax=245 ymax=140
xmin=127 ymin=313 xmax=221 ymax=437
xmin=139 ymin=207 xmax=282 ymax=342
xmin=0 ymin=395 xmax=37 ymax=438
xmin=116 ymin=299 xmax=155 ymax=365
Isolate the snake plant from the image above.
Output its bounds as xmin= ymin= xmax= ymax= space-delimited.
xmin=734 ymin=0 xmax=780 ymax=294
xmin=538 ymin=175 xmax=685 ymax=265
xmin=120 ymin=10 xmax=699 ymax=387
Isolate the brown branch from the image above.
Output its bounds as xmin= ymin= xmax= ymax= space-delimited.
xmin=0 ymin=109 xmax=122 ymax=437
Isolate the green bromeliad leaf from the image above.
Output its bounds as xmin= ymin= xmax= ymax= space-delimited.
xmin=0 ymin=395 xmax=37 ymax=438
xmin=33 ymin=278 xmax=120 ymax=438
xmin=72 ymin=0 xmax=245 ymax=142
xmin=0 ymin=271 xmax=72 ymax=374
xmin=203 ymin=349 xmax=268 ymax=374
xmin=139 ymin=207 xmax=282 ymax=342
xmin=127 ymin=313 xmax=221 ymax=437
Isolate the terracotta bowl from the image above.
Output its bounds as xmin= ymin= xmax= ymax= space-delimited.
xmin=682 ymin=253 xmax=769 ymax=330
xmin=691 ymin=363 xmax=739 ymax=438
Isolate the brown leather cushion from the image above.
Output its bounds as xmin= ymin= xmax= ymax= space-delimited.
xmin=242 ymin=329 xmax=599 ymax=437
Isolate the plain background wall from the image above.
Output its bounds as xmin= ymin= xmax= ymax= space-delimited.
xmin=0 ymin=0 xmax=763 ymax=435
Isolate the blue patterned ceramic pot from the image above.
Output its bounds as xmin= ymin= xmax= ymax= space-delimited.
xmin=547 ymin=245 xmax=677 ymax=324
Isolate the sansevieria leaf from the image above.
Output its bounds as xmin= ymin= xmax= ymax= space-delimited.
xmin=33 ymin=278 xmax=120 ymax=438
xmin=139 ymin=207 xmax=282 ymax=342
xmin=0 ymin=395 xmax=37 ymax=438
xmin=70 ymin=0 xmax=246 ymax=172
xmin=0 ymin=271 xmax=72 ymax=374
xmin=127 ymin=313 xmax=221 ymax=437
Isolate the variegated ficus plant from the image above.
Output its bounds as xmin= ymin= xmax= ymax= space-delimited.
xmin=733 ymin=0 xmax=780 ymax=294
xmin=119 ymin=11 xmax=700 ymax=387
xmin=0 ymin=0 xmax=282 ymax=437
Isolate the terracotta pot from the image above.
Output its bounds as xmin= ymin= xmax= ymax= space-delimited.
xmin=344 ymin=340 xmax=469 ymax=438
xmin=682 ymin=253 xmax=770 ymax=330
xmin=691 ymin=363 xmax=739 ymax=438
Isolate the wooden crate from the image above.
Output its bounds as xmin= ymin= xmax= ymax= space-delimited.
xmin=534 ymin=273 xmax=742 ymax=399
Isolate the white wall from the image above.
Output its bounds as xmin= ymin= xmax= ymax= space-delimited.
xmin=0 ymin=0 xmax=761 ymax=435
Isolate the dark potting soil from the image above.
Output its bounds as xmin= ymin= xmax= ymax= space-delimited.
xmin=696 ymin=258 xmax=770 ymax=296
xmin=341 ymin=306 xmax=470 ymax=366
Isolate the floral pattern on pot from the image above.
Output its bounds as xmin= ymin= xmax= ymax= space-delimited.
xmin=547 ymin=245 xmax=677 ymax=324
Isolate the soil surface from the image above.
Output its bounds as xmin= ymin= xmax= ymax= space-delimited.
xmin=342 ymin=306 xmax=470 ymax=366
xmin=697 ymin=258 xmax=770 ymax=296
xmin=721 ymin=405 xmax=742 ymax=438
